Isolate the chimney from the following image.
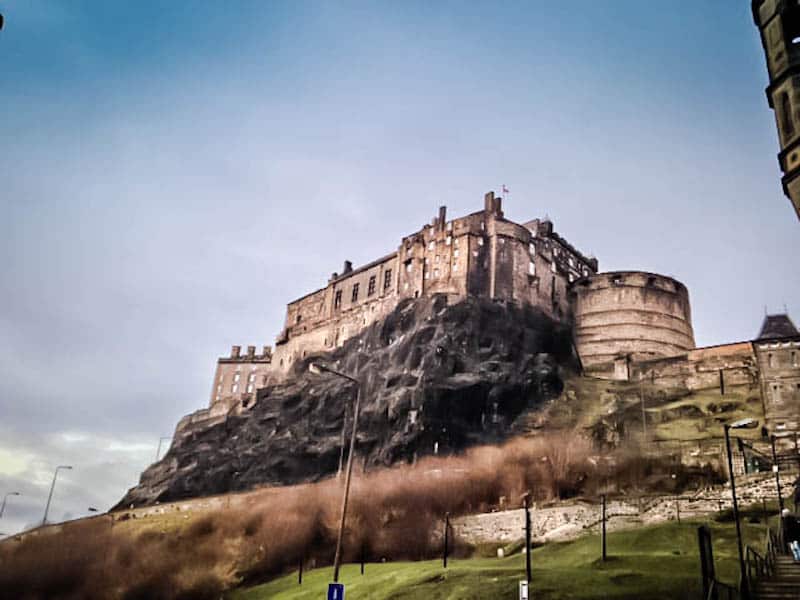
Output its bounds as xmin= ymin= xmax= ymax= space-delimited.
xmin=343 ymin=260 xmax=353 ymax=275
xmin=484 ymin=191 xmax=495 ymax=213
xmin=262 ymin=345 xmax=272 ymax=358
xmin=493 ymin=196 xmax=502 ymax=216
xmin=246 ymin=345 xmax=256 ymax=359
xmin=438 ymin=206 xmax=447 ymax=231
xmin=231 ymin=345 xmax=241 ymax=359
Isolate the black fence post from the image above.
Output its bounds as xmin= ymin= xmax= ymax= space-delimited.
xmin=298 ymin=555 xmax=303 ymax=585
xmin=524 ymin=493 xmax=532 ymax=586
xmin=601 ymin=494 xmax=607 ymax=562
xmin=361 ymin=541 xmax=366 ymax=575
xmin=443 ymin=512 xmax=449 ymax=569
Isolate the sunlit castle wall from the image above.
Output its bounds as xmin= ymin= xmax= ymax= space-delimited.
xmin=571 ymin=271 xmax=696 ymax=370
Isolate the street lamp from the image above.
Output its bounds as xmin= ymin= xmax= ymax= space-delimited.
xmin=724 ymin=418 xmax=758 ymax=600
xmin=0 ymin=492 xmax=20 ymax=519
xmin=42 ymin=465 xmax=73 ymax=526
xmin=308 ymin=361 xmax=361 ymax=584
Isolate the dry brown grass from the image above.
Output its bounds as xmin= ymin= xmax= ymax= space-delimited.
xmin=0 ymin=432 xmax=719 ymax=599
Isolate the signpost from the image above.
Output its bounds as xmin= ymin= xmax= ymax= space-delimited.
xmin=519 ymin=580 xmax=529 ymax=600
xmin=328 ymin=583 xmax=345 ymax=600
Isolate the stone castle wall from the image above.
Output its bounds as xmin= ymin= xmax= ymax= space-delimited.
xmin=572 ymin=271 xmax=696 ymax=370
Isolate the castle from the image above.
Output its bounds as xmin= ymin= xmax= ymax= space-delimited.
xmin=200 ymin=191 xmax=799 ymax=439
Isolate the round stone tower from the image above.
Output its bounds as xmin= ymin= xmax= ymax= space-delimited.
xmin=571 ymin=271 xmax=695 ymax=369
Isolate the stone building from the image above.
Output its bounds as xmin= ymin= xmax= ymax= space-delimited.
xmin=754 ymin=314 xmax=800 ymax=431
xmin=208 ymin=345 xmax=272 ymax=417
xmin=268 ymin=191 xmax=599 ymax=379
xmin=752 ymin=0 xmax=800 ymax=219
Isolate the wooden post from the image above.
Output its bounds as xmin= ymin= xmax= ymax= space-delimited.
xmin=675 ymin=496 xmax=681 ymax=524
xmin=360 ymin=542 xmax=366 ymax=575
xmin=298 ymin=555 xmax=303 ymax=585
xmin=601 ymin=494 xmax=607 ymax=561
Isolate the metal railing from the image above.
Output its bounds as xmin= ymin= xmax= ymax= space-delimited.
xmin=705 ymin=578 xmax=740 ymax=600
xmin=744 ymin=526 xmax=781 ymax=593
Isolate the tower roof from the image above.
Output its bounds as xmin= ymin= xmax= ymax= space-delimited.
xmin=757 ymin=314 xmax=799 ymax=340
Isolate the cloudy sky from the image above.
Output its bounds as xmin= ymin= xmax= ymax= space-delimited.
xmin=0 ymin=1 xmax=797 ymax=535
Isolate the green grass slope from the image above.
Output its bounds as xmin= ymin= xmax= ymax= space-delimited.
xmin=230 ymin=519 xmax=764 ymax=600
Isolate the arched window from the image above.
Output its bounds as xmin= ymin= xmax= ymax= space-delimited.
xmin=781 ymin=92 xmax=795 ymax=139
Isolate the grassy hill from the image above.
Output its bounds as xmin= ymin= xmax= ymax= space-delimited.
xmin=230 ymin=518 xmax=765 ymax=600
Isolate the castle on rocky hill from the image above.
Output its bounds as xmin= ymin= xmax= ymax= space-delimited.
xmin=199 ymin=190 xmax=798 ymax=437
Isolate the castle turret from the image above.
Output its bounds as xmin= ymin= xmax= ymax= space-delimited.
xmin=753 ymin=1 xmax=800 ymax=219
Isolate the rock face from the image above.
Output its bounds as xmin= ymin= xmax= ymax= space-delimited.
xmin=116 ymin=296 xmax=578 ymax=508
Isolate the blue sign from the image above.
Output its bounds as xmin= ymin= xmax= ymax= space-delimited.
xmin=328 ymin=583 xmax=345 ymax=600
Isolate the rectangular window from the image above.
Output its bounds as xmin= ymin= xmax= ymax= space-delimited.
xmin=368 ymin=275 xmax=376 ymax=296
xmin=248 ymin=372 xmax=256 ymax=382
xmin=428 ymin=241 xmax=435 ymax=250
xmin=233 ymin=373 xmax=240 ymax=382
xmin=334 ymin=290 xmax=342 ymax=309
xmin=792 ymin=351 xmax=797 ymax=367
xmin=478 ymin=237 xmax=484 ymax=246
xmin=405 ymin=260 xmax=413 ymax=273
xmin=246 ymin=383 xmax=254 ymax=393
xmin=351 ymin=283 xmax=359 ymax=302
xmin=232 ymin=383 xmax=239 ymax=393
xmin=216 ymin=384 xmax=222 ymax=393
xmin=529 ymin=261 xmax=536 ymax=276
xmin=383 ymin=270 xmax=392 ymax=290
xmin=433 ymin=268 xmax=439 ymax=278
xmin=446 ymin=236 xmax=452 ymax=245
xmin=434 ymin=255 xmax=440 ymax=263
xmin=529 ymin=243 xmax=535 ymax=256
xmin=454 ymin=249 xmax=460 ymax=258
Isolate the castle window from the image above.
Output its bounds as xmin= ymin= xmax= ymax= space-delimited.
xmin=550 ymin=261 xmax=557 ymax=273
xmin=454 ymin=237 xmax=459 ymax=247
xmin=428 ymin=241 xmax=435 ymax=250
xmin=216 ymin=384 xmax=222 ymax=393
xmin=433 ymin=268 xmax=439 ymax=278
xmin=781 ymin=92 xmax=795 ymax=138
xmin=218 ymin=374 xmax=223 ymax=383
xmin=246 ymin=383 xmax=254 ymax=393
xmin=499 ymin=237 xmax=505 ymax=245
xmin=233 ymin=373 xmax=240 ymax=382
xmin=334 ymin=290 xmax=342 ymax=309
xmin=383 ymin=270 xmax=392 ymax=290
xmin=768 ymin=353 xmax=774 ymax=368
xmin=445 ymin=236 xmax=452 ymax=246
xmin=232 ymin=383 xmax=239 ymax=393
xmin=351 ymin=283 xmax=359 ymax=302
xmin=792 ymin=351 xmax=797 ymax=367
xmin=454 ymin=249 xmax=460 ymax=258
xmin=529 ymin=261 xmax=536 ymax=276
xmin=248 ymin=372 xmax=256 ymax=382
xmin=296 ymin=314 xmax=302 ymax=324
xmin=405 ymin=259 xmax=413 ymax=273
xmin=215 ymin=395 xmax=220 ymax=402
xmin=368 ymin=275 xmax=376 ymax=296
xmin=425 ymin=270 xmax=430 ymax=280
xmin=529 ymin=243 xmax=535 ymax=256
xmin=478 ymin=237 xmax=484 ymax=246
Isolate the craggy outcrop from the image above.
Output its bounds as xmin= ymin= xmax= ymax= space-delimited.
xmin=116 ymin=296 xmax=577 ymax=508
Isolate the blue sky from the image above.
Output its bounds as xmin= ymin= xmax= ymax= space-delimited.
xmin=0 ymin=1 xmax=797 ymax=534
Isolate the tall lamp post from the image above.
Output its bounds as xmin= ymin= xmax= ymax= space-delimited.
xmin=308 ymin=362 xmax=361 ymax=586
xmin=42 ymin=465 xmax=72 ymax=526
xmin=0 ymin=492 xmax=20 ymax=519
xmin=724 ymin=418 xmax=759 ymax=600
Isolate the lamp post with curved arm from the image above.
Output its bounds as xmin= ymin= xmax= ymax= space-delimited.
xmin=42 ymin=465 xmax=72 ymax=526
xmin=0 ymin=492 xmax=20 ymax=519
xmin=308 ymin=362 xmax=360 ymax=585
xmin=724 ymin=418 xmax=759 ymax=600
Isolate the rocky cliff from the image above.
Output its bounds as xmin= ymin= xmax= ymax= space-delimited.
xmin=116 ymin=295 xmax=578 ymax=508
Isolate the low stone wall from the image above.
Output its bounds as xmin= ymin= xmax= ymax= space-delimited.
xmin=453 ymin=472 xmax=799 ymax=545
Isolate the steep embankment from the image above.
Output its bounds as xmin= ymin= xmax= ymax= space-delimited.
xmin=117 ymin=295 xmax=578 ymax=507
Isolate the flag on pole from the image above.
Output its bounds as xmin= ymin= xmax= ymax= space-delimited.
xmin=501 ymin=184 xmax=509 ymax=195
